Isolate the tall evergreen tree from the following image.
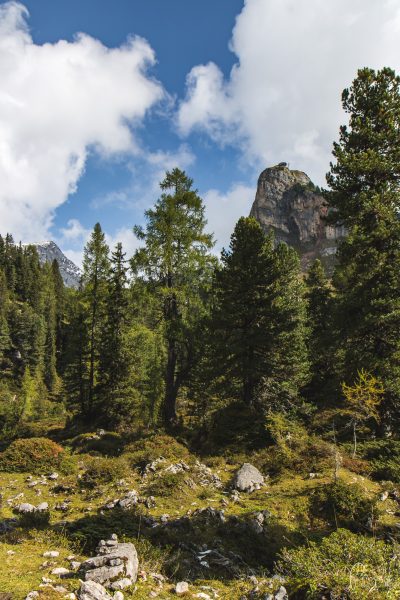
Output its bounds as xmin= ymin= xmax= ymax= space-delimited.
xmin=82 ymin=223 xmax=110 ymax=417
xmin=132 ymin=168 xmax=214 ymax=427
xmin=212 ymin=217 xmax=276 ymax=406
xmin=304 ymin=259 xmax=335 ymax=405
xmin=325 ymin=67 xmax=400 ymax=425
xmin=211 ymin=217 xmax=309 ymax=412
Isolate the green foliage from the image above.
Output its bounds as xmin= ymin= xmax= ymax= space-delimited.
xmin=124 ymin=434 xmax=190 ymax=468
xmin=278 ymin=528 xmax=400 ymax=599
xmin=18 ymin=509 xmax=51 ymax=529
xmin=210 ymin=217 xmax=309 ymax=413
xmin=0 ymin=381 xmax=24 ymax=443
xmin=79 ymin=456 xmax=129 ymax=488
xmin=147 ymin=471 xmax=187 ymax=497
xmin=132 ymin=168 xmax=215 ymax=426
xmin=71 ymin=431 xmax=124 ymax=456
xmin=311 ymin=480 xmax=378 ymax=530
xmin=0 ymin=437 xmax=64 ymax=473
xmin=326 ymin=67 xmax=400 ymax=427
xmin=354 ymin=439 xmax=400 ymax=483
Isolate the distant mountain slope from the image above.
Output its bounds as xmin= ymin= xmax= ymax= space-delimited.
xmin=28 ymin=240 xmax=81 ymax=288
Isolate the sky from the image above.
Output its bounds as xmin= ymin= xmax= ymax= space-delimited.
xmin=1 ymin=0 xmax=400 ymax=265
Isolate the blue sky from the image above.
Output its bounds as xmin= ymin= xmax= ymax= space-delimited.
xmin=1 ymin=0 xmax=400 ymax=264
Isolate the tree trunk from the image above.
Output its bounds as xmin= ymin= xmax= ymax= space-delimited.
xmin=164 ymin=338 xmax=178 ymax=427
xmin=352 ymin=420 xmax=357 ymax=458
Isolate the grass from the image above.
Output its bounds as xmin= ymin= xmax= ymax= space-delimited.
xmin=1 ymin=434 xmax=399 ymax=599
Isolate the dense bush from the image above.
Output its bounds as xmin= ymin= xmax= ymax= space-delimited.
xmin=311 ymin=480 xmax=378 ymax=530
xmin=0 ymin=437 xmax=64 ymax=473
xmin=71 ymin=431 xmax=124 ymax=456
xmin=353 ymin=440 xmax=400 ymax=483
xmin=252 ymin=413 xmax=333 ymax=476
xmin=80 ymin=456 xmax=129 ymax=488
xmin=146 ymin=471 xmax=187 ymax=497
xmin=124 ymin=434 xmax=191 ymax=470
xmin=278 ymin=528 xmax=400 ymax=599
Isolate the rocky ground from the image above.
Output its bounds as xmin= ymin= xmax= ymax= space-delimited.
xmin=0 ymin=431 xmax=398 ymax=599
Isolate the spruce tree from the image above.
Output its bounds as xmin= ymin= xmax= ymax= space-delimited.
xmin=304 ymin=259 xmax=335 ymax=405
xmin=325 ymin=67 xmax=400 ymax=426
xmin=212 ymin=217 xmax=276 ymax=405
xmin=82 ymin=223 xmax=110 ymax=417
xmin=132 ymin=168 xmax=214 ymax=427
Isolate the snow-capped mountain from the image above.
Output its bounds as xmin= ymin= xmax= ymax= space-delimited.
xmin=28 ymin=241 xmax=81 ymax=288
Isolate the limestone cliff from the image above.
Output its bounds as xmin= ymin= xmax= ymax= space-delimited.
xmin=250 ymin=163 xmax=344 ymax=270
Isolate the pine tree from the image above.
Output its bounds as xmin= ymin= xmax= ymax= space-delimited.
xmin=304 ymin=259 xmax=335 ymax=405
xmin=325 ymin=67 xmax=400 ymax=426
xmin=257 ymin=242 xmax=309 ymax=412
xmin=211 ymin=217 xmax=309 ymax=413
xmin=98 ymin=243 xmax=134 ymax=423
xmin=212 ymin=217 xmax=276 ymax=405
xmin=132 ymin=168 xmax=214 ymax=427
xmin=41 ymin=264 xmax=59 ymax=395
xmin=82 ymin=223 xmax=110 ymax=417
xmin=0 ymin=269 xmax=11 ymax=371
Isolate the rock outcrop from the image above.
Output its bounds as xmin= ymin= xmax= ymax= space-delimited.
xmin=250 ymin=163 xmax=345 ymax=270
xmin=233 ymin=463 xmax=264 ymax=493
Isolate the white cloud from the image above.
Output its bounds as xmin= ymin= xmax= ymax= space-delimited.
xmin=177 ymin=0 xmax=400 ymax=184
xmin=0 ymin=1 xmax=164 ymax=242
xmin=203 ymin=183 xmax=255 ymax=254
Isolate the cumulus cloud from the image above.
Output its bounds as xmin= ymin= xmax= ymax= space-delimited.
xmin=0 ymin=1 xmax=164 ymax=242
xmin=177 ymin=0 xmax=400 ymax=183
xmin=203 ymin=184 xmax=255 ymax=254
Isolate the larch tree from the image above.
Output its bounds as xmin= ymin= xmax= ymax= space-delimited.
xmin=132 ymin=168 xmax=214 ymax=428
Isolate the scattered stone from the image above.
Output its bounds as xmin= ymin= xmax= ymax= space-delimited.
xmin=78 ymin=580 xmax=113 ymax=600
xmin=51 ymin=567 xmax=70 ymax=576
xmin=15 ymin=503 xmax=36 ymax=514
xmin=25 ymin=592 xmax=39 ymax=600
xmin=109 ymin=579 xmax=132 ymax=590
xmin=233 ymin=463 xmax=264 ymax=493
xmin=114 ymin=593 xmax=124 ymax=600
xmin=48 ymin=473 xmax=59 ymax=480
xmin=6 ymin=550 xmax=15 ymax=555
xmin=36 ymin=502 xmax=49 ymax=512
xmin=175 ymin=581 xmax=189 ymax=595
xmin=381 ymin=491 xmax=389 ymax=502
xmin=70 ymin=561 xmax=82 ymax=570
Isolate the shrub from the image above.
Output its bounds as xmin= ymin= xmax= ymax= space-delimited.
xmin=124 ymin=434 xmax=190 ymax=469
xmin=0 ymin=437 xmax=64 ymax=473
xmin=278 ymin=528 xmax=400 ymax=599
xmin=146 ymin=471 xmax=187 ymax=497
xmin=353 ymin=439 xmax=400 ymax=483
xmin=71 ymin=432 xmax=123 ymax=457
xmin=18 ymin=509 xmax=50 ymax=529
xmin=253 ymin=413 xmax=333 ymax=476
xmin=80 ymin=456 xmax=129 ymax=488
xmin=311 ymin=480 xmax=378 ymax=530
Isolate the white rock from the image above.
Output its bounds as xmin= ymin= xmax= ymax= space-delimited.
xmin=114 ymin=593 xmax=124 ymax=600
xmin=175 ymin=581 xmax=189 ymax=595
xmin=78 ymin=580 xmax=113 ymax=600
xmin=44 ymin=550 xmax=60 ymax=558
xmin=233 ymin=463 xmax=264 ymax=493
xmin=51 ymin=567 xmax=70 ymax=576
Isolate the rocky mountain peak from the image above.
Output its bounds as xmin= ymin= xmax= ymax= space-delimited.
xmin=249 ymin=163 xmax=345 ymax=270
xmin=27 ymin=240 xmax=81 ymax=288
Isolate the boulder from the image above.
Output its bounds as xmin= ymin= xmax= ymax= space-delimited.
xmin=175 ymin=581 xmax=189 ymax=595
xmin=233 ymin=463 xmax=264 ymax=493
xmin=78 ymin=581 xmax=113 ymax=600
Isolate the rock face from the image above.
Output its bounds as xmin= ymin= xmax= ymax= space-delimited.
xmin=25 ymin=240 xmax=81 ymax=288
xmin=233 ymin=463 xmax=264 ymax=493
xmin=250 ymin=163 xmax=345 ymax=270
